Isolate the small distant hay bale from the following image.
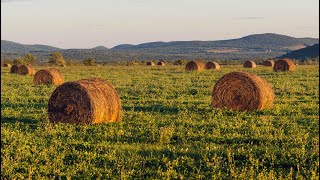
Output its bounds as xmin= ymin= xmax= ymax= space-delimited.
xmin=185 ymin=60 xmax=205 ymax=71
xmin=157 ymin=61 xmax=165 ymax=66
xmin=205 ymin=62 xmax=220 ymax=70
xmin=60 ymin=64 xmax=67 ymax=67
xmin=18 ymin=65 xmax=36 ymax=76
xmin=243 ymin=61 xmax=256 ymax=68
xmin=10 ymin=65 xmax=20 ymax=74
xmin=33 ymin=68 xmax=64 ymax=85
xmin=4 ymin=63 xmax=12 ymax=68
xmin=212 ymin=71 xmax=274 ymax=111
xmin=273 ymin=58 xmax=295 ymax=72
xmin=48 ymin=78 xmax=122 ymax=124
xmin=263 ymin=59 xmax=275 ymax=67
xmin=147 ymin=62 xmax=155 ymax=66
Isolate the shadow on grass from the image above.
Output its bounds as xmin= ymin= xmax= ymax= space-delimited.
xmin=123 ymin=104 xmax=180 ymax=115
xmin=1 ymin=116 xmax=39 ymax=125
xmin=1 ymin=116 xmax=41 ymax=131
xmin=1 ymin=102 xmax=47 ymax=109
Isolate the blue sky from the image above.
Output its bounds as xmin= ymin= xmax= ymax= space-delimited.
xmin=1 ymin=0 xmax=319 ymax=48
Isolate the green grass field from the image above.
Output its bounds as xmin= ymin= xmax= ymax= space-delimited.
xmin=1 ymin=65 xmax=319 ymax=179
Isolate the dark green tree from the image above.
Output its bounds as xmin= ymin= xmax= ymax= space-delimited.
xmin=66 ymin=60 xmax=73 ymax=67
xmin=83 ymin=58 xmax=95 ymax=66
xmin=174 ymin=60 xmax=183 ymax=65
xmin=22 ymin=53 xmax=37 ymax=65
xmin=48 ymin=52 xmax=66 ymax=66
xmin=13 ymin=58 xmax=27 ymax=65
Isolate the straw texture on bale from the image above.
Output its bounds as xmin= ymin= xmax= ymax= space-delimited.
xmin=211 ymin=72 xmax=274 ymax=111
xmin=157 ymin=61 xmax=165 ymax=66
xmin=273 ymin=58 xmax=295 ymax=72
xmin=263 ymin=60 xmax=275 ymax=67
xmin=4 ymin=63 xmax=12 ymax=68
xmin=205 ymin=62 xmax=220 ymax=70
xmin=48 ymin=78 xmax=122 ymax=124
xmin=10 ymin=65 xmax=20 ymax=74
xmin=33 ymin=68 xmax=64 ymax=85
xmin=243 ymin=61 xmax=257 ymax=68
xmin=185 ymin=60 xmax=205 ymax=71
xmin=18 ymin=65 xmax=36 ymax=76
xmin=147 ymin=62 xmax=155 ymax=66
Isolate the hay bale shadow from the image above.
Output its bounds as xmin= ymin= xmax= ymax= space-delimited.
xmin=122 ymin=104 xmax=179 ymax=115
xmin=1 ymin=116 xmax=38 ymax=125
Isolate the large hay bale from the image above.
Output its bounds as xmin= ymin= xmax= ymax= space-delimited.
xmin=4 ymin=63 xmax=12 ymax=68
xmin=211 ymin=72 xmax=274 ymax=111
xmin=263 ymin=59 xmax=275 ymax=67
xmin=185 ymin=60 xmax=205 ymax=71
xmin=48 ymin=78 xmax=122 ymax=124
xmin=18 ymin=65 xmax=36 ymax=76
xmin=10 ymin=65 xmax=20 ymax=74
xmin=273 ymin=58 xmax=295 ymax=72
xmin=157 ymin=61 xmax=165 ymax=66
xmin=243 ymin=61 xmax=257 ymax=68
xmin=205 ymin=62 xmax=220 ymax=70
xmin=33 ymin=68 xmax=64 ymax=85
xmin=147 ymin=62 xmax=155 ymax=66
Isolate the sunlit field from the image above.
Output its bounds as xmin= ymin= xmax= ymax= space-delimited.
xmin=1 ymin=64 xmax=319 ymax=179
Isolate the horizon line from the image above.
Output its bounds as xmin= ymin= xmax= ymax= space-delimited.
xmin=1 ymin=32 xmax=319 ymax=50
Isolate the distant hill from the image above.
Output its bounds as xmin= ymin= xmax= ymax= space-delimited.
xmin=112 ymin=33 xmax=319 ymax=53
xmin=279 ymin=43 xmax=319 ymax=60
xmin=1 ymin=40 xmax=109 ymax=53
xmin=90 ymin=46 xmax=109 ymax=51
xmin=1 ymin=33 xmax=319 ymax=61
xmin=1 ymin=40 xmax=61 ymax=53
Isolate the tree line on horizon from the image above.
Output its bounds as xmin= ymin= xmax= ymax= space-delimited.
xmin=1 ymin=51 xmax=319 ymax=67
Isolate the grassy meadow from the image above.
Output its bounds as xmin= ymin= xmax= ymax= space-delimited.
xmin=1 ymin=64 xmax=319 ymax=179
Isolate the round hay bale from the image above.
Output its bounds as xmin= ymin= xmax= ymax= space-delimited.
xmin=263 ymin=60 xmax=275 ymax=67
xmin=185 ymin=60 xmax=205 ymax=71
xmin=10 ymin=65 xmax=20 ymax=74
xmin=243 ymin=61 xmax=256 ymax=68
xmin=18 ymin=65 xmax=36 ymax=76
xmin=4 ymin=63 xmax=12 ymax=68
xmin=205 ymin=62 xmax=220 ymax=70
xmin=48 ymin=78 xmax=122 ymax=124
xmin=273 ymin=58 xmax=295 ymax=72
xmin=147 ymin=62 xmax=155 ymax=66
xmin=211 ymin=71 xmax=274 ymax=111
xmin=33 ymin=68 xmax=64 ymax=85
xmin=157 ymin=61 xmax=165 ymax=66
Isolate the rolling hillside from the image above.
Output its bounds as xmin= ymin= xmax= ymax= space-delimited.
xmin=1 ymin=40 xmax=61 ymax=53
xmin=1 ymin=33 xmax=318 ymax=61
xmin=279 ymin=43 xmax=319 ymax=60
xmin=112 ymin=33 xmax=319 ymax=53
xmin=1 ymin=41 xmax=109 ymax=53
